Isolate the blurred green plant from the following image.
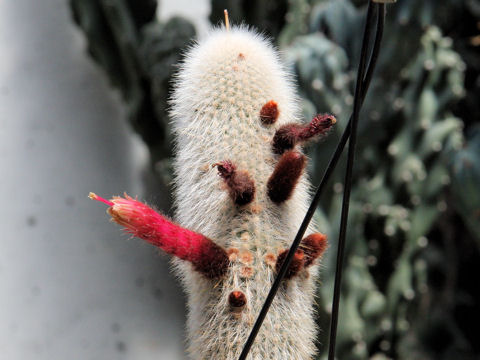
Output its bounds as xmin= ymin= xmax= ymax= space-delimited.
xmin=70 ymin=0 xmax=480 ymax=359
xmin=280 ymin=1 xmax=480 ymax=359
xmin=450 ymin=125 xmax=480 ymax=248
xmin=210 ymin=0 xmax=288 ymax=38
xmin=70 ymin=0 xmax=195 ymax=164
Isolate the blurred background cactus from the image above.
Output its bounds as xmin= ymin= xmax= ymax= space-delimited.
xmin=70 ymin=0 xmax=195 ymax=165
xmin=70 ymin=0 xmax=480 ymax=359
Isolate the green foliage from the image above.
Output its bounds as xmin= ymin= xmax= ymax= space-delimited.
xmin=280 ymin=1 xmax=479 ymax=359
xmin=209 ymin=0 xmax=288 ymax=38
xmin=450 ymin=125 xmax=480 ymax=247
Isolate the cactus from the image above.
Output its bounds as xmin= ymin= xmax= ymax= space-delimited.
xmin=91 ymin=25 xmax=336 ymax=359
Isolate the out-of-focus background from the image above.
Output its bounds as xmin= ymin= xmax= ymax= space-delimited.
xmin=0 ymin=0 xmax=479 ymax=359
xmin=0 ymin=0 xmax=208 ymax=359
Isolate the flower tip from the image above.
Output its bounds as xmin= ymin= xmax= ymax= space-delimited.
xmin=89 ymin=192 xmax=114 ymax=207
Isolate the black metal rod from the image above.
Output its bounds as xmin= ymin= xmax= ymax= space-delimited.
xmin=327 ymin=2 xmax=380 ymax=360
xmin=238 ymin=3 xmax=385 ymax=359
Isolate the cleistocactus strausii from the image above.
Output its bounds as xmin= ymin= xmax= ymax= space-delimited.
xmin=91 ymin=24 xmax=335 ymax=360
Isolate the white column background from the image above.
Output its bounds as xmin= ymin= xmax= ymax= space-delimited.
xmin=0 ymin=0 xmax=209 ymax=359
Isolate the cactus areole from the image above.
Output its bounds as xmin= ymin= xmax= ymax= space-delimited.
xmin=91 ymin=23 xmax=335 ymax=359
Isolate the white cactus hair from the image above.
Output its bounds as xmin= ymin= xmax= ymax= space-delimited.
xmin=169 ymin=24 xmax=327 ymax=360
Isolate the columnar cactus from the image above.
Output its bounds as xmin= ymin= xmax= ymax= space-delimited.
xmin=171 ymin=26 xmax=334 ymax=359
xmin=92 ymin=25 xmax=335 ymax=359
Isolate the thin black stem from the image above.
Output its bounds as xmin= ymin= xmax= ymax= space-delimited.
xmin=327 ymin=2 xmax=380 ymax=360
xmin=238 ymin=3 xmax=385 ymax=360
xmin=309 ymin=3 xmax=385 ymax=206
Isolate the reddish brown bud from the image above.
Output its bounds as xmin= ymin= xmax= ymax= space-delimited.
xmin=275 ymin=249 xmax=305 ymax=279
xmin=298 ymin=114 xmax=336 ymax=140
xmin=214 ymin=160 xmax=236 ymax=179
xmin=228 ymin=290 xmax=247 ymax=308
xmin=195 ymin=240 xmax=230 ymax=278
xmin=272 ymin=113 xmax=336 ymax=154
xmin=272 ymin=124 xmax=302 ymax=154
xmin=214 ymin=161 xmax=255 ymax=206
xmin=267 ymin=151 xmax=306 ymax=203
xmin=300 ymin=233 xmax=328 ymax=267
xmin=260 ymin=100 xmax=279 ymax=125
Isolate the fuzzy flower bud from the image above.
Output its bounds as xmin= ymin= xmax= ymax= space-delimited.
xmin=272 ymin=113 xmax=336 ymax=154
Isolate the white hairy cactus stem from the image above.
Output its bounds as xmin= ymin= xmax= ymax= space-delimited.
xmin=170 ymin=25 xmax=329 ymax=360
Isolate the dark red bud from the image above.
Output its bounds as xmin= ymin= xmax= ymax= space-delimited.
xmin=260 ymin=100 xmax=279 ymax=125
xmin=301 ymin=233 xmax=328 ymax=267
xmin=272 ymin=113 xmax=336 ymax=154
xmin=275 ymin=249 xmax=305 ymax=279
xmin=267 ymin=151 xmax=306 ymax=203
xmin=214 ymin=161 xmax=255 ymax=206
xmin=228 ymin=290 xmax=247 ymax=308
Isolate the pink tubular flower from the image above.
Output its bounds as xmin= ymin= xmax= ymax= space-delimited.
xmin=89 ymin=192 xmax=229 ymax=278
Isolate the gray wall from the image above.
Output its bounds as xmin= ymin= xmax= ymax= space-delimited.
xmin=0 ymin=0 xmax=211 ymax=359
